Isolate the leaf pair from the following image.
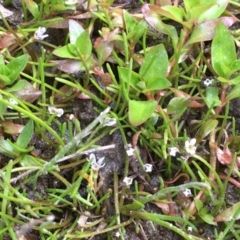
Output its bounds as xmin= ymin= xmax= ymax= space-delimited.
xmin=127 ymin=44 xmax=171 ymax=126
xmin=53 ymin=20 xmax=94 ymax=73
xmin=0 ymin=54 xmax=28 ymax=88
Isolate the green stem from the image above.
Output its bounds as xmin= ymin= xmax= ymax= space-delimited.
xmin=0 ymin=95 xmax=64 ymax=146
xmin=38 ymin=107 xmax=111 ymax=174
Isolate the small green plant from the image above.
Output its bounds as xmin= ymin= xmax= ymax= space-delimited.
xmin=0 ymin=54 xmax=28 ymax=88
xmin=0 ymin=0 xmax=240 ymax=239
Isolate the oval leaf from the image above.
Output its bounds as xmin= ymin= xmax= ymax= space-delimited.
xmin=140 ymin=44 xmax=168 ymax=80
xmin=212 ymin=22 xmax=236 ymax=77
xmin=167 ymin=97 xmax=189 ymax=114
xmin=143 ymin=77 xmax=171 ymax=92
xmin=129 ymin=100 xmax=157 ymax=126
xmin=69 ymin=19 xmax=84 ymax=45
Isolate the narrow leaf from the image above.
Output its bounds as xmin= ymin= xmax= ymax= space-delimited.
xmin=195 ymin=119 xmax=218 ymax=142
xmin=23 ymin=0 xmax=39 ymax=18
xmin=16 ymin=120 xmax=34 ymax=149
xmin=7 ymin=54 xmax=28 ymax=84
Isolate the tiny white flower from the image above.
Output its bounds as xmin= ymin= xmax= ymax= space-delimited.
xmin=101 ymin=117 xmax=117 ymax=127
xmin=48 ymin=106 xmax=64 ymax=117
xmin=99 ymin=108 xmax=116 ymax=127
xmin=8 ymin=98 xmax=18 ymax=109
xmin=69 ymin=114 xmax=75 ymax=120
xmin=203 ymin=78 xmax=213 ymax=87
xmin=34 ymin=27 xmax=49 ymax=40
xmin=169 ymin=147 xmax=179 ymax=157
xmin=46 ymin=215 xmax=55 ymax=222
xmin=144 ymin=163 xmax=153 ymax=172
xmin=65 ymin=0 xmax=77 ymax=4
xmin=183 ymin=188 xmax=192 ymax=197
xmin=187 ymin=226 xmax=193 ymax=232
xmin=123 ymin=177 xmax=133 ymax=186
xmin=185 ymin=138 xmax=197 ymax=155
xmin=87 ymin=153 xmax=105 ymax=171
xmin=115 ymin=231 xmax=121 ymax=237
xmin=125 ymin=144 xmax=135 ymax=156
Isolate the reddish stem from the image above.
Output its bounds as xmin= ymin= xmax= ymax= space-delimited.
xmin=219 ymin=174 xmax=240 ymax=188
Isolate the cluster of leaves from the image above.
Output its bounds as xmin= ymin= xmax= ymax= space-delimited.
xmin=1 ymin=0 xmax=240 ymax=239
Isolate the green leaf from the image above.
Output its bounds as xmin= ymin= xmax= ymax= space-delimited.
xmin=95 ymin=41 xmax=114 ymax=66
xmin=124 ymin=10 xmax=138 ymax=34
xmin=129 ymin=100 xmax=157 ymax=126
xmin=188 ymin=3 xmax=215 ymax=22
xmin=118 ymin=67 xmax=142 ymax=92
xmin=0 ymin=138 xmax=15 ymax=157
xmin=217 ymin=77 xmax=230 ymax=83
xmin=140 ymin=44 xmax=168 ymax=80
xmin=75 ymin=31 xmax=92 ymax=59
xmin=228 ymin=59 xmax=240 ymax=78
xmin=69 ymin=19 xmax=84 ymax=45
xmin=20 ymin=154 xmax=41 ymax=167
xmin=124 ymin=9 xmax=148 ymax=44
xmin=167 ymin=97 xmax=189 ymax=114
xmin=124 ymin=10 xmax=148 ymax=44
xmin=188 ymin=17 xmax=236 ymax=45
xmin=142 ymin=4 xmax=178 ymax=46
xmin=161 ymin=5 xmax=185 ymax=23
xmin=5 ymin=80 xmax=27 ymax=92
xmin=7 ymin=54 xmax=28 ymax=84
xmin=205 ymin=87 xmax=221 ymax=108
xmin=212 ymin=22 xmax=236 ymax=77
xmin=183 ymin=0 xmax=199 ymax=12
xmin=143 ymin=77 xmax=171 ymax=92
xmin=0 ymin=74 xmax=11 ymax=86
xmin=199 ymin=212 xmax=216 ymax=225
xmin=24 ymin=0 xmax=39 ymax=19
xmin=195 ymin=119 xmax=218 ymax=142
xmin=194 ymin=199 xmax=203 ymax=211
xmin=16 ymin=120 xmax=34 ymax=149
xmin=0 ymin=65 xmax=10 ymax=76
xmin=197 ymin=0 xmax=228 ymax=23
xmin=226 ymin=84 xmax=240 ymax=101
xmin=184 ymin=0 xmax=228 ymax=23
xmin=122 ymin=199 xmax=144 ymax=211
xmin=214 ymin=202 xmax=240 ymax=222
xmin=0 ymin=95 xmax=6 ymax=115
xmin=53 ymin=45 xmax=78 ymax=59
xmin=231 ymin=74 xmax=240 ymax=85
xmin=127 ymin=20 xmax=148 ymax=44
xmin=187 ymin=19 xmax=219 ymax=45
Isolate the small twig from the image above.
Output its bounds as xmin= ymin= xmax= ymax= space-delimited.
xmin=10 ymin=145 xmax=115 ymax=183
xmin=15 ymin=215 xmax=55 ymax=238
xmin=57 ymin=144 xmax=116 ymax=163
xmin=10 ymin=169 xmax=37 ymax=184
xmin=38 ymin=107 xmax=111 ymax=174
